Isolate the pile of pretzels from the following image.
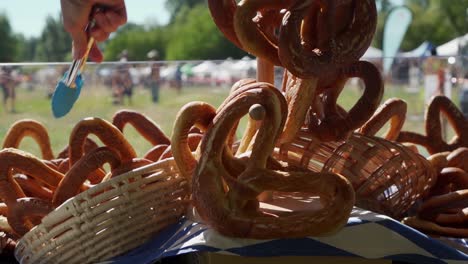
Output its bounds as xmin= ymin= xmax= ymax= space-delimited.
xmin=1 ymin=0 xmax=467 ymax=258
xmin=0 ymin=110 xmax=197 ymax=256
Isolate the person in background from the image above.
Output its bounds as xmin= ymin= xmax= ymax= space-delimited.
xmin=0 ymin=66 xmax=18 ymax=113
xmin=174 ymin=63 xmax=183 ymax=94
xmin=111 ymin=50 xmax=134 ymax=105
xmin=147 ymin=49 xmax=161 ymax=103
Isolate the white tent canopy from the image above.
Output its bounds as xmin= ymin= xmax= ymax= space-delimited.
xmin=362 ymin=46 xmax=383 ymax=59
xmin=436 ymin=33 xmax=468 ymax=56
xmin=192 ymin=61 xmax=218 ymax=75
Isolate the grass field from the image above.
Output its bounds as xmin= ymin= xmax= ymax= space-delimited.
xmin=0 ymin=79 xmax=461 ymax=158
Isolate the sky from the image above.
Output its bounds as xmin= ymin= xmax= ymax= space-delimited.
xmin=0 ymin=0 xmax=170 ymax=38
xmin=0 ymin=0 xmax=406 ymax=38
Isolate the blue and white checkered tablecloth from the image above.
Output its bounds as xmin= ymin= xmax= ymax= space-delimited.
xmin=107 ymin=208 xmax=468 ymax=264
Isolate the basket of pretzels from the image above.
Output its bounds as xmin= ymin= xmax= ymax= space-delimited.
xmin=2 ymin=0 xmax=467 ymax=262
xmin=0 ymin=113 xmax=191 ymax=263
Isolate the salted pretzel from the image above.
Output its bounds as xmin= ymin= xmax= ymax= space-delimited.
xmin=171 ymin=102 xmax=216 ymax=183
xmin=193 ymin=83 xmax=355 ymax=238
xmin=2 ymin=119 xmax=54 ymax=160
xmin=397 ymin=95 xmax=468 ymax=155
xmin=112 ymin=109 xmax=171 ymax=146
xmin=307 ymin=61 xmax=384 ymax=141
xmin=68 ymin=117 xmax=137 ymax=184
xmin=358 ymin=98 xmax=407 ymax=141
xmin=278 ymin=0 xmax=377 ymax=78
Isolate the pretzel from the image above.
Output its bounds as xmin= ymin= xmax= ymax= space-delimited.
xmin=307 ymin=61 xmax=384 ymax=141
xmin=144 ymin=144 xmax=169 ymax=161
xmin=53 ymin=147 xmax=122 ymax=206
xmin=397 ymin=96 xmax=468 ymax=154
xmin=6 ymin=197 xmax=54 ymax=236
xmin=278 ymin=0 xmax=377 ymax=78
xmin=207 ymin=0 xmax=242 ymax=49
xmin=279 ymin=72 xmax=318 ymax=144
xmin=233 ymin=0 xmax=290 ymax=66
xmin=358 ymin=98 xmax=407 ymax=141
xmin=1 ymin=231 xmax=16 ymax=257
xmin=429 ymin=167 xmax=468 ymax=196
xmin=193 ymin=83 xmax=355 ymax=238
xmin=2 ymin=119 xmax=54 ymax=160
xmin=447 ymin=147 xmax=468 ymax=172
xmin=171 ymin=102 xmax=216 ymax=182
xmin=68 ymin=117 xmax=137 ymax=184
xmin=56 ymin=137 xmax=99 ymax=159
xmin=402 ymin=215 xmax=468 ymax=238
xmin=0 ymin=148 xmax=63 ymax=192
xmin=13 ymin=174 xmax=53 ymax=201
xmin=112 ymin=109 xmax=170 ymax=146
xmin=426 ymin=151 xmax=450 ymax=174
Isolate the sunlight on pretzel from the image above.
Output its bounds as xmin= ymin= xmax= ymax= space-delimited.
xmin=193 ymin=84 xmax=355 ymax=238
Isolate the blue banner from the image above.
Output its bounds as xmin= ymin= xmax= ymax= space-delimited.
xmin=383 ymin=6 xmax=413 ymax=76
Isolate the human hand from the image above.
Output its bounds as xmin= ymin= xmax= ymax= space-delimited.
xmin=60 ymin=0 xmax=127 ymax=62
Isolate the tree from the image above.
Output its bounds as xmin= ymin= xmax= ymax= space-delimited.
xmin=165 ymin=4 xmax=246 ymax=60
xmin=165 ymin=0 xmax=206 ymax=23
xmin=373 ymin=0 xmax=461 ymax=51
xmin=0 ymin=14 xmax=18 ymax=62
xmin=439 ymin=0 xmax=468 ymax=35
xmin=34 ymin=14 xmax=72 ymax=62
xmin=103 ymin=24 xmax=169 ymax=61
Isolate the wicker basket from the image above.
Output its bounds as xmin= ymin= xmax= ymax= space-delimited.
xmin=276 ymin=130 xmax=437 ymax=219
xmin=15 ymin=158 xmax=189 ymax=264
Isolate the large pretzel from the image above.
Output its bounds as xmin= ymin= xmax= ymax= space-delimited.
xmin=279 ymin=72 xmax=318 ymax=144
xmin=0 ymin=148 xmax=63 ymax=235
xmin=56 ymin=137 xmax=99 ymax=159
xmin=429 ymin=167 xmax=468 ymax=197
xmin=233 ymin=0 xmax=291 ymax=65
xmin=53 ymin=147 xmax=122 ymax=206
xmin=278 ymin=0 xmax=377 ymax=78
xmin=68 ymin=117 xmax=137 ymax=184
xmin=397 ymin=96 xmax=468 ymax=154
xmin=2 ymin=119 xmax=54 ymax=160
xmin=358 ymin=98 xmax=407 ymax=141
xmin=447 ymin=147 xmax=468 ymax=172
xmin=112 ymin=109 xmax=171 ymax=146
xmin=307 ymin=61 xmax=384 ymax=141
xmin=171 ymin=102 xmax=216 ymax=183
xmin=403 ymin=189 xmax=468 ymax=238
xmin=193 ymin=83 xmax=355 ymax=238
xmin=207 ymin=0 xmax=242 ymax=49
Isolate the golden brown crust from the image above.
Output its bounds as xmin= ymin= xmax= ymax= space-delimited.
xmin=193 ymin=83 xmax=355 ymax=238
xmin=358 ymin=98 xmax=407 ymax=141
xmin=2 ymin=119 xmax=54 ymax=160
xmin=397 ymin=96 xmax=468 ymax=154
xmin=112 ymin=109 xmax=170 ymax=146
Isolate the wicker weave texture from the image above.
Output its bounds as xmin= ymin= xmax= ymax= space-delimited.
xmin=15 ymin=159 xmax=189 ymax=264
xmin=277 ymin=131 xmax=437 ymax=219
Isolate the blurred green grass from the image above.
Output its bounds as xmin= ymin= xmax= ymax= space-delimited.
xmin=0 ymin=82 xmax=460 ymax=158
